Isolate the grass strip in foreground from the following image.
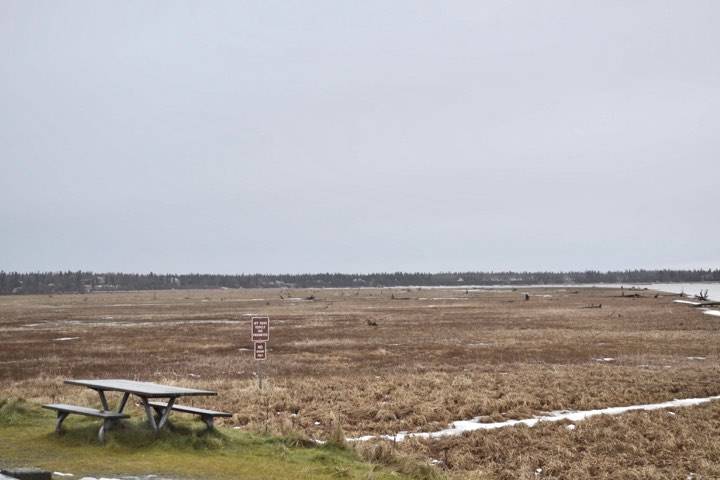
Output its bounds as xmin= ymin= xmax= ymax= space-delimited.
xmin=0 ymin=398 xmax=422 ymax=480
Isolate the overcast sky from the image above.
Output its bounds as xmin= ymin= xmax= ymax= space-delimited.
xmin=1 ymin=1 xmax=719 ymax=274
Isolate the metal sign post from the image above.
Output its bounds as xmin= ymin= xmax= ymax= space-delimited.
xmin=251 ymin=317 xmax=269 ymax=389
xmin=254 ymin=341 xmax=266 ymax=388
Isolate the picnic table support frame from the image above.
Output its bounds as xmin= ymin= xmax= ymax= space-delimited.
xmin=157 ymin=397 xmax=176 ymax=430
xmin=141 ymin=397 xmax=176 ymax=432
xmin=201 ymin=414 xmax=214 ymax=429
xmin=98 ymin=419 xmax=112 ymax=443
xmin=96 ymin=389 xmax=110 ymax=411
xmin=117 ymin=392 xmax=130 ymax=413
xmin=55 ymin=411 xmax=69 ymax=434
xmin=95 ymin=389 xmax=130 ymax=429
xmin=141 ymin=397 xmax=157 ymax=431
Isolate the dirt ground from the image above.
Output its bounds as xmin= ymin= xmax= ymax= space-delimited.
xmin=2 ymin=286 xmax=719 ymax=478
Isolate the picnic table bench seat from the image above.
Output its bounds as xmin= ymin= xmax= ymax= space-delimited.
xmin=42 ymin=403 xmax=129 ymax=442
xmin=147 ymin=401 xmax=231 ymax=429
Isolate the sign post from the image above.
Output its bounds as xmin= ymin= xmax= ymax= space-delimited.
xmin=251 ymin=317 xmax=269 ymax=389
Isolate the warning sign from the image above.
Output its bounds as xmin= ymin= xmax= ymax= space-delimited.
xmin=254 ymin=341 xmax=267 ymax=360
xmin=251 ymin=316 xmax=269 ymax=342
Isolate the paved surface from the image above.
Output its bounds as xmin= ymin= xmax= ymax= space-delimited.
xmin=0 ymin=468 xmax=51 ymax=480
xmin=78 ymin=476 xmax=178 ymax=480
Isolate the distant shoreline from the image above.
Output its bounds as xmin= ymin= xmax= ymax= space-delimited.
xmin=2 ymin=269 xmax=719 ymax=295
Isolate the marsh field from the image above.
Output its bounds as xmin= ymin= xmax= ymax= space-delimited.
xmin=3 ymin=286 xmax=720 ymax=479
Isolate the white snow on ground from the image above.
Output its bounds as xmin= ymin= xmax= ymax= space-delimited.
xmin=673 ymin=300 xmax=704 ymax=306
xmin=652 ymin=283 xmax=720 ymax=301
xmin=54 ymin=337 xmax=80 ymax=341
xmin=348 ymin=395 xmax=720 ymax=442
xmin=415 ymin=297 xmax=469 ymax=300
xmin=704 ymin=310 xmax=720 ymax=318
xmin=422 ymin=304 xmax=470 ymax=309
xmin=32 ymin=319 xmax=244 ymax=329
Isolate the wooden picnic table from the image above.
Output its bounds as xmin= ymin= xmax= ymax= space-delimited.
xmin=65 ymin=379 xmax=217 ymax=432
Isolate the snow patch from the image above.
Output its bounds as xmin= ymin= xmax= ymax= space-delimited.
xmin=54 ymin=337 xmax=80 ymax=342
xmin=349 ymin=395 xmax=720 ymax=442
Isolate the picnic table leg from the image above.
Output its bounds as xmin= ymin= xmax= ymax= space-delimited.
xmin=98 ymin=419 xmax=111 ymax=443
xmin=55 ymin=411 xmax=69 ymax=434
xmin=140 ymin=397 xmax=159 ymax=432
xmin=96 ymin=389 xmax=110 ymax=411
xmin=151 ymin=405 xmax=163 ymax=423
xmin=157 ymin=397 xmax=176 ymax=430
xmin=117 ymin=392 xmax=130 ymax=413
xmin=201 ymin=414 xmax=214 ymax=430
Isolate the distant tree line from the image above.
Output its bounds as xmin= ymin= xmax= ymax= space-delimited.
xmin=0 ymin=269 xmax=719 ymax=295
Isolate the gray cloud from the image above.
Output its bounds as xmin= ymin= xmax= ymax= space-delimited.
xmin=2 ymin=0 xmax=718 ymax=273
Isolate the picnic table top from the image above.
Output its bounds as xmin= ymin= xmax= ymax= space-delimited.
xmin=64 ymin=379 xmax=217 ymax=398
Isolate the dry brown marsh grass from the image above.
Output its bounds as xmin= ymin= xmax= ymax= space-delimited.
xmin=2 ymin=286 xmax=720 ymax=476
xmin=405 ymin=401 xmax=720 ymax=479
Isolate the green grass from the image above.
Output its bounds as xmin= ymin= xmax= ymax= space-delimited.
xmin=0 ymin=399 xmax=416 ymax=480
